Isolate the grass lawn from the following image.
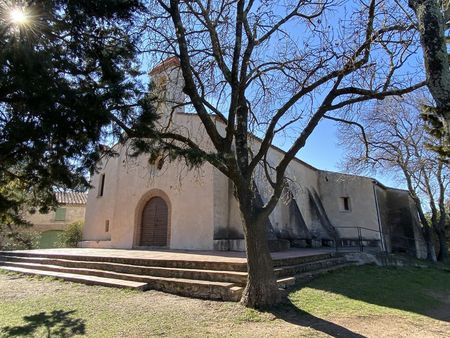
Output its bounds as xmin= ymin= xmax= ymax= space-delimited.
xmin=0 ymin=265 xmax=449 ymax=337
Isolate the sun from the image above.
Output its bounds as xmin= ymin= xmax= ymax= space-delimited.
xmin=9 ymin=7 xmax=28 ymax=25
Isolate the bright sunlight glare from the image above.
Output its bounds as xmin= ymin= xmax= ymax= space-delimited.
xmin=9 ymin=7 xmax=28 ymax=25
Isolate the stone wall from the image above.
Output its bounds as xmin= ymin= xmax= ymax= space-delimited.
xmin=375 ymin=185 xmax=427 ymax=259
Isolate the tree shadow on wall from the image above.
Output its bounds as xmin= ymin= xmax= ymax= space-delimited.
xmin=1 ymin=310 xmax=86 ymax=337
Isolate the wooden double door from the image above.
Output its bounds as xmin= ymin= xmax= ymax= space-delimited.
xmin=140 ymin=197 xmax=168 ymax=246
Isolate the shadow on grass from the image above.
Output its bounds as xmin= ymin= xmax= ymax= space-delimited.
xmin=270 ymin=300 xmax=366 ymax=338
xmin=292 ymin=265 xmax=450 ymax=323
xmin=1 ymin=310 xmax=85 ymax=337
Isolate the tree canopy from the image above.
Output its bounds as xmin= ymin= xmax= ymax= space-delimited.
xmin=408 ymin=0 xmax=450 ymax=157
xmin=0 ymin=0 xmax=144 ymax=218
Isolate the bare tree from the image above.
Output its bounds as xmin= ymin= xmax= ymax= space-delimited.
xmin=408 ymin=0 xmax=450 ymax=156
xmin=110 ymin=0 xmax=426 ymax=308
xmin=339 ymin=93 xmax=449 ymax=262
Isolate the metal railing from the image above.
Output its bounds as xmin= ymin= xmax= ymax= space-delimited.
xmin=333 ymin=226 xmax=383 ymax=253
xmin=332 ymin=226 xmax=419 ymax=255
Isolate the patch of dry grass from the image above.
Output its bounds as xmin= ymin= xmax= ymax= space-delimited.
xmin=0 ymin=266 xmax=449 ymax=337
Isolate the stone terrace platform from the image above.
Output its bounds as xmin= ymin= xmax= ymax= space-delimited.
xmin=6 ymin=247 xmax=335 ymax=262
xmin=0 ymin=248 xmax=349 ymax=301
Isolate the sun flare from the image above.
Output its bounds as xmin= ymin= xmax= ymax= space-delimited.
xmin=9 ymin=7 xmax=28 ymax=25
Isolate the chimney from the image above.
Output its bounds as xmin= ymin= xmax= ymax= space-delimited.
xmin=150 ymin=56 xmax=185 ymax=115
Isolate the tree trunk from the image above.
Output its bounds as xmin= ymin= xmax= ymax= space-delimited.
xmin=238 ymin=192 xmax=280 ymax=309
xmin=436 ymin=229 xmax=449 ymax=262
xmin=421 ymin=224 xmax=437 ymax=262
xmin=409 ymin=192 xmax=437 ymax=262
xmin=409 ymin=0 xmax=450 ymax=142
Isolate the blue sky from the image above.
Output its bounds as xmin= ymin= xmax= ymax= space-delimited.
xmin=297 ymin=119 xmax=404 ymax=189
xmin=266 ymin=1 xmax=416 ymax=191
xmin=297 ymin=119 xmax=343 ymax=171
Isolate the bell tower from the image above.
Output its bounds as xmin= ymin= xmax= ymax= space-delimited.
xmin=149 ymin=57 xmax=185 ymax=121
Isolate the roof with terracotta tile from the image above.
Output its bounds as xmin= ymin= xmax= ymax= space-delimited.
xmin=149 ymin=56 xmax=180 ymax=75
xmin=55 ymin=192 xmax=87 ymax=205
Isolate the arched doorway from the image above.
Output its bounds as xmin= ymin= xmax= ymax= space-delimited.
xmin=140 ymin=196 xmax=169 ymax=246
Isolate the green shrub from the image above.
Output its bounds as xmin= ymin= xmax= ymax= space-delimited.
xmin=58 ymin=221 xmax=83 ymax=248
xmin=39 ymin=230 xmax=65 ymax=249
xmin=0 ymin=225 xmax=40 ymax=250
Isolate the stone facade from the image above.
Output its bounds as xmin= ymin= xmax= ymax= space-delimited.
xmin=82 ymin=58 xmax=426 ymax=258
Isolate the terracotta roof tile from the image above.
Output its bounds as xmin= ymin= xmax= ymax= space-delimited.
xmin=55 ymin=192 xmax=87 ymax=205
xmin=150 ymin=56 xmax=180 ymax=75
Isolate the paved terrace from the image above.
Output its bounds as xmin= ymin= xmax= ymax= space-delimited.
xmin=6 ymin=248 xmax=335 ymax=263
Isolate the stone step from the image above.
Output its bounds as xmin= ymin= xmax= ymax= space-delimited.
xmin=0 ymin=262 xmax=298 ymax=302
xmin=0 ymin=264 xmax=241 ymax=301
xmin=293 ymin=263 xmax=353 ymax=284
xmin=277 ymin=277 xmax=296 ymax=288
xmin=336 ymin=247 xmax=382 ymax=254
xmin=0 ymin=253 xmax=346 ymax=285
xmin=0 ymin=250 xmax=350 ymax=302
xmin=272 ymin=253 xmax=335 ymax=268
xmin=274 ymin=257 xmax=348 ymax=278
xmin=0 ymin=251 xmax=337 ymax=271
xmin=0 ymin=256 xmax=248 ymax=284
xmin=0 ymin=266 xmax=148 ymax=290
xmin=0 ymin=251 xmax=247 ymax=272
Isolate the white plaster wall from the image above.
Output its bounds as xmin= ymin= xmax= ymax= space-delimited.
xmin=318 ymin=171 xmax=380 ymax=240
xmin=83 ymin=154 xmax=120 ymax=242
xmin=212 ymin=167 xmax=246 ymax=240
xmin=83 ymin=59 xmax=407 ymax=249
xmin=212 ymin=167 xmax=230 ymax=237
xmin=210 ymin=123 xmax=383 ymax=242
xmin=84 ymin=114 xmax=215 ymax=250
xmin=276 ymin=152 xmax=320 ymax=234
xmin=220 ymin=137 xmax=321 ymax=239
xmin=84 ymin=110 xmax=390 ymax=248
xmin=249 ymin=140 xmax=320 ymax=232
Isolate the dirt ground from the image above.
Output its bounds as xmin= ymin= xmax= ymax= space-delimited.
xmin=1 ymin=271 xmax=450 ymax=338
